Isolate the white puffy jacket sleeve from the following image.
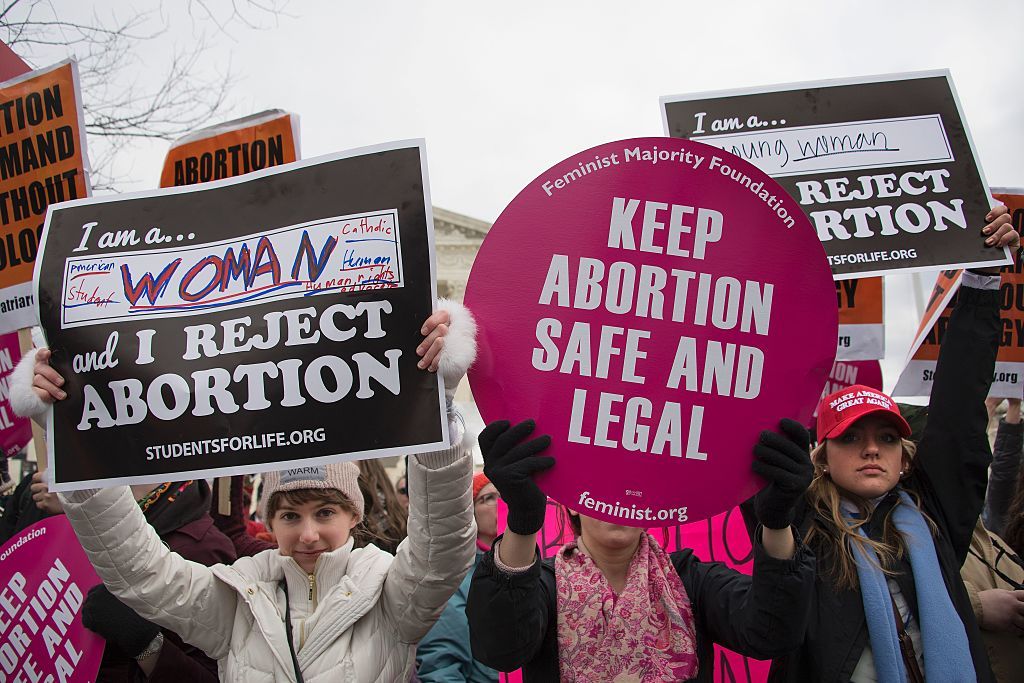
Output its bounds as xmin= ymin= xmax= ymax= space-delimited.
xmin=381 ymin=413 xmax=476 ymax=643
xmin=58 ymin=486 xmax=238 ymax=660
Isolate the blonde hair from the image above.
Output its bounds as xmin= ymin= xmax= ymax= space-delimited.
xmin=804 ymin=438 xmax=935 ymax=590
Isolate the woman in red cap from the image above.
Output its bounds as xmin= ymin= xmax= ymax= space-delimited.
xmin=770 ymin=206 xmax=1019 ymax=683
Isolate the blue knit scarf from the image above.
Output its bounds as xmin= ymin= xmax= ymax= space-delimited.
xmin=846 ymin=490 xmax=975 ymax=683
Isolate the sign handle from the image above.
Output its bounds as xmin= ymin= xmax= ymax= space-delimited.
xmin=217 ymin=477 xmax=231 ymax=516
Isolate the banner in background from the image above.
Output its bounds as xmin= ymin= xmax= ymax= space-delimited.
xmin=837 ymin=276 xmax=884 ymax=360
xmin=466 ymin=137 xmax=837 ymax=526
xmin=893 ymin=188 xmax=1024 ymax=399
xmin=0 ymin=40 xmax=30 ymax=81
xmin=0 ymin=60 xmax=90 ymax=333
xmin=35 ymin=142 xmax=448 ymax=491
xmin=0 ymin=515 xmax=105 ymax=682
xmin=662 ymin=71 xmax=1007 ymax=279
xmin=159 ymin=109 xmax=299 ymax=188
xmin=0 ymin=330 xmax=31 ymax=456
xmin=809 ymin=359 xmax=884 ymax=430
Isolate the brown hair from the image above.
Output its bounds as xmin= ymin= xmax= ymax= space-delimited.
xmin=266 ymin=488 xmax=359 ymax=529
xmin=804 ymin=438 xmax=935 ymax=590
xmin=563 ymin=505 xmax=582 ymax=537
xmin=355 ymin=459 xmax=408 ymax=553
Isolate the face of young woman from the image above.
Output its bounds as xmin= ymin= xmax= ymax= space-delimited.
xmin=395 ymin=477 xmax=409 ymax=511
xmin=825 ymin=413 xmax=906 ymax=500
xmin=578 ymin=513 xmax=644 ymax=553
xmin=474 ymin=483 xmax=499 ymax=542
xmin=271 ymin=500 xmax=358 ymax=573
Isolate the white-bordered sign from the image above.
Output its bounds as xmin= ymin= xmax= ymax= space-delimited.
xmin=662 ymin=71 xmax=1009 ymax=279
xmin=34 ymin=140 xmax=448 ymax=491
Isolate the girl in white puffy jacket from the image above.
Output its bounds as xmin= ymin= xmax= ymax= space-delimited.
xmin=20 ymin=302 xmax=478 ymax=683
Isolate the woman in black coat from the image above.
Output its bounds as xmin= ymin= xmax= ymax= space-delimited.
xmin=770 ymin=206 xmax=1017 ymax=683
xmin=466 ymin=417 xmax=817 ymax=682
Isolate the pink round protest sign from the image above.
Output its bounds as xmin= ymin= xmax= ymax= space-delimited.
xmin=466 ymin=137 xmax=837 ymax=526
xmin=0 ymin=515 xmax=105 ymax=682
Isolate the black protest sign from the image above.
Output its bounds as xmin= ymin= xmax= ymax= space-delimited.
xmin=662 ymin=71 xmax=1006 ymax=278
xmin=35 ymin=142 xmax=448 ymax=491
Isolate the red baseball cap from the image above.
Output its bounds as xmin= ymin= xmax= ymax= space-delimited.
xmin=816 ymin=384 xmax=912 ymax=440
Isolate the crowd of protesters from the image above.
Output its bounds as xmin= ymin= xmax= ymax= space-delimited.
xmin=1 ymin=207 xmax=1023 ymax=682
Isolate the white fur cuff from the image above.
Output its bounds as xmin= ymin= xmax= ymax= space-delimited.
xmin=11 ymin=348 xmax=48 ymax=427
xmin=436 ymin=298 xmax=477 ymax=397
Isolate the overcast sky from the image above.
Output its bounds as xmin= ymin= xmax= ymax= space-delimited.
xmin=18 ymin=0 xmax=1024 ymax=395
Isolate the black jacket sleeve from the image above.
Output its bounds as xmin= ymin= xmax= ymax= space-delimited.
xmin=681 ymin=534 xmax=815 ymax=660
xmin=466 ymin=541 xmax=553 ymax=672
xmin=913 ymin=284 xmax=1000 ymax=564
xmin=984 ymin=418 xmax=1022 ymax=536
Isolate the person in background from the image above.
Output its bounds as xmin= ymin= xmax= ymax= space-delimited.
xmin=396 ymin=474 xmax=410 ymax=512
xmin=960 ymin=517 xmax=1024 ymax=682
xmin=416 ymin=472 xmax=501 ymax=682
xmin=471 ymin=473 xmax=499 ymax=549
xmin=1004 ymin=464 xmax=1024 ymax=555
xmin=0 ymin=467 xmax=53 ymax=542
xmin=984 ymin=398 xmax=1021 ymax=536
xmin=1000 ymin=423 xmax=1024 ymax=561
xmin=964 ymin=395 xmax=1024 ymax=680
xmin=466 ymin=418 xmax=816 ymax=682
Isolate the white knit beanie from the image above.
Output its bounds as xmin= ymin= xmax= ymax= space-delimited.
xmin=259 ymin=461 xmax=364 ymax=523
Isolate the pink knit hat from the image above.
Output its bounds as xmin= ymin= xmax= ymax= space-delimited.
xmin=259 ymin=462 xmax=364 ymax=522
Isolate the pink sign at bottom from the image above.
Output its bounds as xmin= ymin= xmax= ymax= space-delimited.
xmin=0 ymin=515 xmax=104 ymax=682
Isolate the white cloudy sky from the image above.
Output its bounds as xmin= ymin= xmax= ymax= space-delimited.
xmin=14 ymin=0 xmax=1024 ymax=396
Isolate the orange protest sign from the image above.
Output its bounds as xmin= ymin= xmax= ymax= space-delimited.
xmin=159 ymin=110 xmax=298 ymax=188
xmin=836 ymin=276 xmax=884 ymax=360
xmin=893 ymin=189 xmax=1024 ymax=397
xmin=0 ymin=60 xmax=89 ymax=332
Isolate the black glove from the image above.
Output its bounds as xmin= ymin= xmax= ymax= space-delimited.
xmin=82 ymin=584 xmax=160 ymax=658
xmin=479 ymin=419 xmax=554 ymax=536
xmin=752 ymin=418 xmax=813 ymax=530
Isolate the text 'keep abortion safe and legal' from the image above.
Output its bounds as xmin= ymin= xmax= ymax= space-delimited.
xmin=529 ymin=189 xmax=773 ymax=463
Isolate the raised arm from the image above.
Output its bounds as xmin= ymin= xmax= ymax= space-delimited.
xmin=379 ymin=298 xmax=479 ymax=643
xmin=465 ymin=419 xmax=555 ymax=671
xmin=915 ymin=205 xmax=1017 ymax=562
xmin=59 ymin=485 xmax=239 ymax=660
xmin=379 ymin=411 xmax=476 ymax=643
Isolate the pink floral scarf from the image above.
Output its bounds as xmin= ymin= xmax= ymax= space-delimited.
xmin=555 ymin=532 xmax=699 ymax=682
